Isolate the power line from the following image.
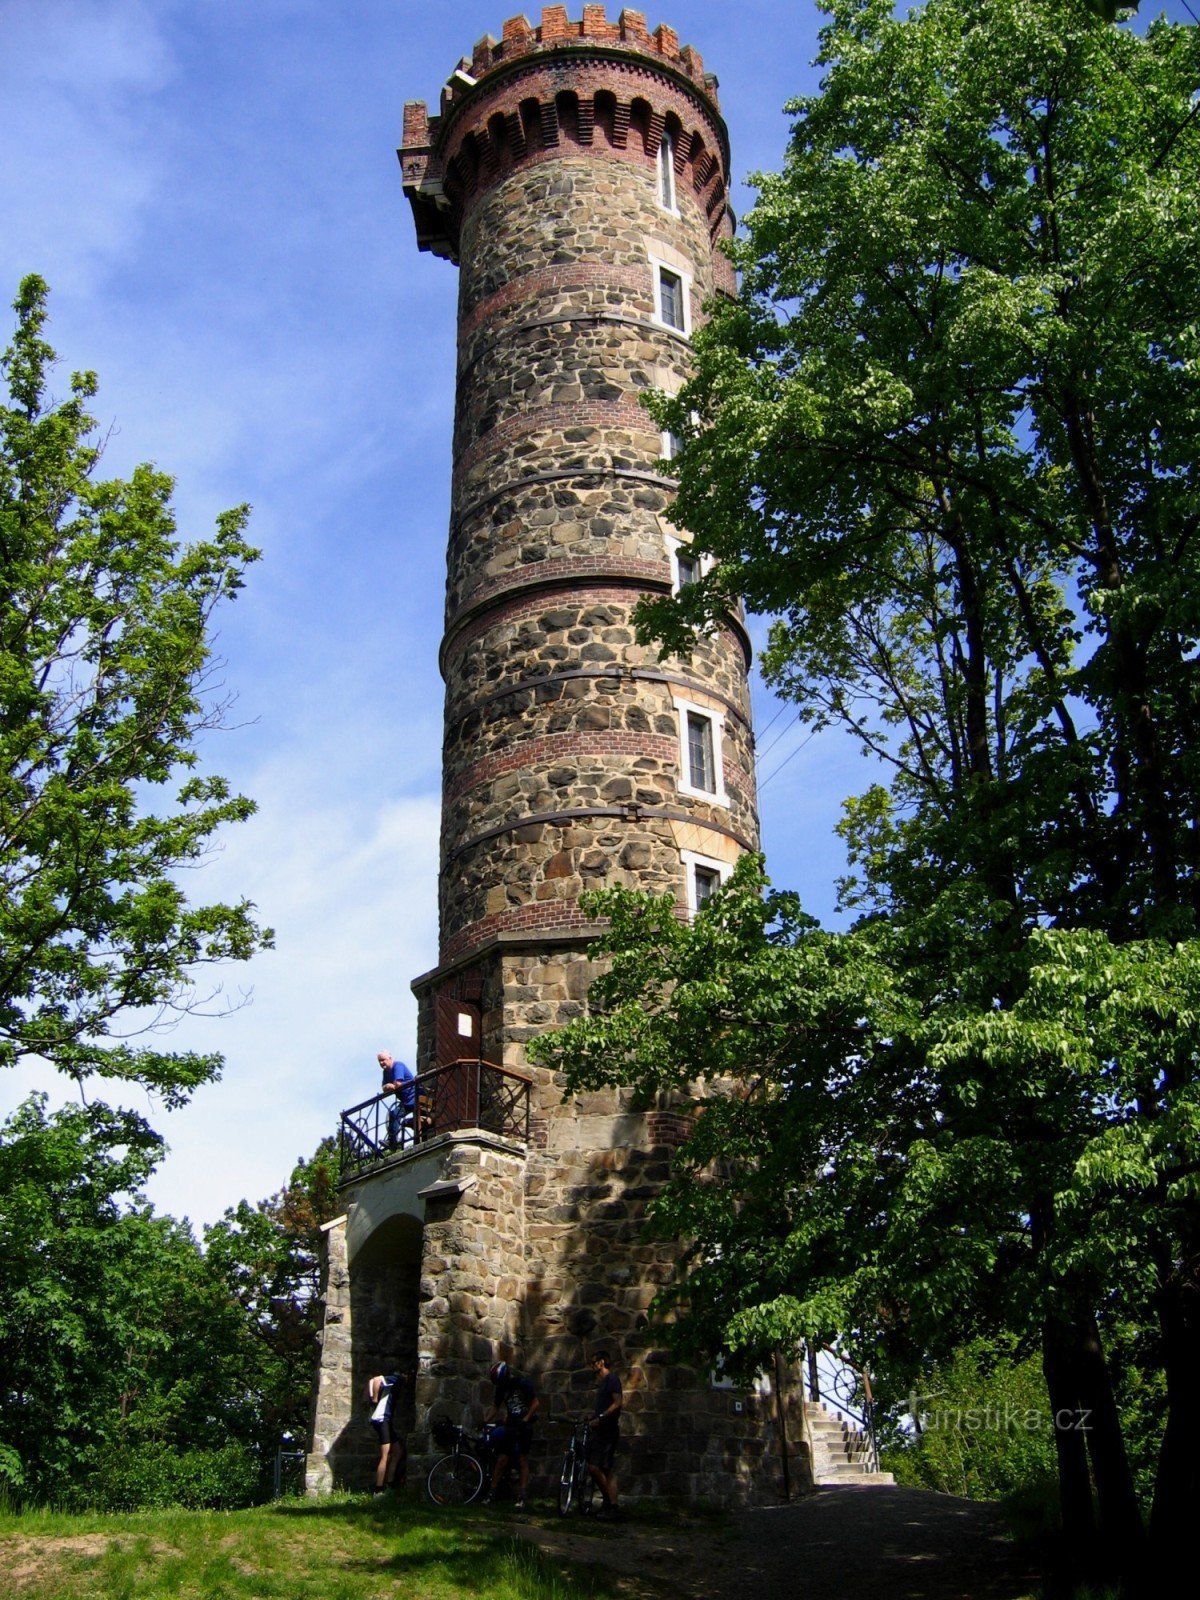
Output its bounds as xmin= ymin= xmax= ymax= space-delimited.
xmin=752 ymin=696 xmax=792 ymax=744
xmin=755 ymin=711 xmax=806 ymax=768
xmin=757 ymin=727 xmax=818 ymax=792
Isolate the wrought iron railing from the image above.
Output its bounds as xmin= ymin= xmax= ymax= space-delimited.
xmin=804 ymin=1343 xmax=882 ymax=1473
xmin=339 ymin=1058 xmax=532 ymax=1180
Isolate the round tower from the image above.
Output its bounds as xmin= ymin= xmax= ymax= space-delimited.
xmin=387 ymin=7 xmax=780 ymax=1501
xmin=404 ymin=8 xmax=757 ymax=1040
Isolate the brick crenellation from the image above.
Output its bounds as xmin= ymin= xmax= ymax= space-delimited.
xmin=460 ymin=9 xmax=714 ymax=101
xmin=401 ymin=8 xmax=733 ymax=268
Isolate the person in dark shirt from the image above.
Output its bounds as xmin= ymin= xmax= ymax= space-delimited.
xmin=587 ymin=1351 xmax=623 ymax=1516
xmin=483 ymin=1359 xmax=539 ymax=1509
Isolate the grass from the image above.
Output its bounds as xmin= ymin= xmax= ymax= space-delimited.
xmin=0 ymin=1494 xmax=641 ymax=1600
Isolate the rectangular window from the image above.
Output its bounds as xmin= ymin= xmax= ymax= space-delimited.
xmin=673 ymin=694 xmax=728 ymax=806
xmin=680 ymin=847 xmax=733 ymax=916
xmin=658 ymin=133 xmax=676 ymax=211
xmin=693 ymin=864 xmax=721 ymax=908
xmin=675 ymin=549 xmax=699 ymax=588
xmin=687 ymin=711 xmax=715 ymax=793
xmin=661 ymin=428 xmax=684 ymax=461
xmin=659 ymin=268 xmax=685 ymax=331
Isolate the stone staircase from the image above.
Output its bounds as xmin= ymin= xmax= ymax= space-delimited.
xmin=805 ymin=1401 xmax=895 ymax=1486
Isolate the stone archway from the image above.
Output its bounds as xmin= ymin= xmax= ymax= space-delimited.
xmin=308 ymin=1204 xmax=423 ymax=1492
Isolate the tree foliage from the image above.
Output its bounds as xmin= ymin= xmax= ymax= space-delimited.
xmin=535 ymin=0 xmax=1200 ymax=1581
xmin=204 ymin=1139 xmax=341 ymax=1451
xmin=0 ymin=1094 xmax=162 ymax=1496
xmin=0 ymin=276 xmax=269 ymax=1100
xmin=534 ymin=862 xmax=1200 ymax=1380
xmin=650 ymin=0 xmax=1200 ymax=950
xmin=0 ymin=1094 xmax=338 ymax=1505
xmin=883 ymin=1337 xmax=1058 ymax=1502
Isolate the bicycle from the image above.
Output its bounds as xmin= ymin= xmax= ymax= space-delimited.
xmin=426 ymin=1417 xmax=499 ymax=1505
xmin=558 ymin=1417 xmax=596 ymax=1516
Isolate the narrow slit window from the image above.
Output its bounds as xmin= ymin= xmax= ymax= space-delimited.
xmin=658 ymin=132 xmax=676 ymax=211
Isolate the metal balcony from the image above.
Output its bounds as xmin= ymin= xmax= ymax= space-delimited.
xmin=338 ymin=1057 xmax=532 ymax=1181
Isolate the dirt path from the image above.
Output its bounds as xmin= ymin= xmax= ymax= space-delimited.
xmin=518 ymin=1486 xmax=1041 ymax=1600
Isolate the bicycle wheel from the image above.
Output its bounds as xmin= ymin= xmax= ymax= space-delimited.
xmin=557 ymin=1446 xmax=576 ymax=1516
xmin=427 ymin=1451 xmax=485 ymax=1505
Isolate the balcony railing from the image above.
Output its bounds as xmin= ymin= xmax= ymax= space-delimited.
xmin=338 ymin=1058 xmax=532 ymax=1181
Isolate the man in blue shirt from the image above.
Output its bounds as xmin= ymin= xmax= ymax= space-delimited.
xmin=378 ymin=1051 xmax=426 ymax=1148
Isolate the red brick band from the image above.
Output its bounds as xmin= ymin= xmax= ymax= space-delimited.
xmin=460 ymin=264 xmax=653 ymax=340
xmin=444 ymin=731 xmax=679 ymax=804
xmin=455 ymin=399 xmax=658 ymax=478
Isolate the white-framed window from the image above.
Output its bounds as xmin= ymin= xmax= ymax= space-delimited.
xmin=660 ymin=427 xmax=684 ymax=462
xmin=663 ymin=531 xmax=713 ymax=596
xmin=658 ymin=267 xmax=686 ymax=331
xmin=658 ymin=130 xmax=677 ymax=213
xmin=680 ymin=848 xmax=733 ymax=916
xmin=673 ymin=695 xmax=729 ymax=806
xmin=650 ymin=256 xmax=692 ymax=336
xmin=675 ymin=547 xmax=700 ymax=590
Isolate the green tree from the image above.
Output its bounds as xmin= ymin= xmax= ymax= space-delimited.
xmin=0 ymin=1093 xmax=165 ymax=1496
xmin=0 ymin=1094 xmax=338 ymax=1505
xmin=0 ymin=276 xmax=269 ymax=1101
xmin=534 ymin=864 xmax=1200 ymax=1582
xmin=204 ymin=1139 xmax=342 ymax=1453
xmin=884 ymin=1338 xmax=1058 ymax=1503
xmin=536 ymin=0 xmax=1200 ymax=1583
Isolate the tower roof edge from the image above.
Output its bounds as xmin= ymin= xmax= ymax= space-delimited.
xmin=429 ymin=7 xmax=718 ymax=113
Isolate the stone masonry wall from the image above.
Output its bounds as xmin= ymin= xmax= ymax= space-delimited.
xmin=413 ymin=1141 xmax=528 ymax=1432
xmin=435 ymin=127 xmax=757 ymax=965
xmin=307 ymin=1218 xmax=352 ymax=1494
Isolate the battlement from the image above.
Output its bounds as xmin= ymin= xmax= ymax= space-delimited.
xmin=400 ymin=7 xmax=728 ymax=263
xmin=460 ymin=8 xmax=713 ymax=96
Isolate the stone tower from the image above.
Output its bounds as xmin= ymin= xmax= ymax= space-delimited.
xmin=309 ymin=7 xmax=797 ymax=1504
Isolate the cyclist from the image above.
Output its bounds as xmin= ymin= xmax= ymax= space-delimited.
xmin=365 ymin=1371 xmax=408 ymax=1495
xmin=482 ymin=1359 xmax=539 ymax=1509
xmin=587 ymin=1351 xmax=623 ymax=1517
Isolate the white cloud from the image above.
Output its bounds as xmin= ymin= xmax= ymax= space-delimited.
xmin=0 ymin=730 xmax=442 ymax=1228
xmin=0 ymin=1 xmax=175 ymax=296
xmin=142 ymin=779 xmax=442 ymax=1227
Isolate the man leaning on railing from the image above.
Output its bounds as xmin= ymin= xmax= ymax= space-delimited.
xmin=377 ymin=1050 xmax=430 ymax=1148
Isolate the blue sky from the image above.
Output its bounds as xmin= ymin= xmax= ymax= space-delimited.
xmin=0 ymin=2 xmax=1188 ymax=1226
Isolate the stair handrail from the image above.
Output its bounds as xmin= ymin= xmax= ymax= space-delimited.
xmin=803 ymin=1342 xmax=881 ymax=1473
